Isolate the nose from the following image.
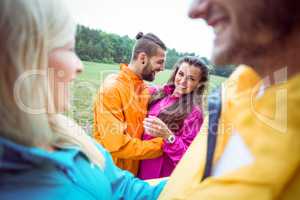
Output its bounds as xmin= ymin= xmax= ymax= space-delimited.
xmin=76 ymin=59 xmax=84 ymax=74
xmin=179 ymin=77 xmax=187 ymax=86
xmin=188 ymin=0 xmax=210 ymax=19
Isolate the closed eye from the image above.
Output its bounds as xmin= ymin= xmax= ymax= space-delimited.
xmin=178 ymin=71 xmax=184 ymax=77
xmin=188 ymin=77 xmax=195 ymax=81
xmin=157 ymin=60 xmax=165 ymax=65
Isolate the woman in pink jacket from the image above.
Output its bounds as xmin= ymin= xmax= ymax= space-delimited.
xmin=138 ymin=56 xmax=209 ymax=179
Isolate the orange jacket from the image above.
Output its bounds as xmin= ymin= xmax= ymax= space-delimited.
xmin=93 ymin=64 xmax=163 ymax=175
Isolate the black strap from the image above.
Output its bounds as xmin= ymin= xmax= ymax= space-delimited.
xmin=202 ymin=87 xmax=222 ymax=181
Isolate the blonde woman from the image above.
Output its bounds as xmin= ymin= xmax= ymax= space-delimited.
xmin=0 ymin=0 xmax=165 ymax=199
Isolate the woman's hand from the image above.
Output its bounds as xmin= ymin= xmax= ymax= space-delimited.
xmin=143 ymin=116 xmax=173 ymax=140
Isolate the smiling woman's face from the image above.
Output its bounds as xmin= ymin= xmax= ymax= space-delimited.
xmin=173 ymin=62 xmax=202 ymax=96
xmin=48 ymin=40 xmax=83 ymax=112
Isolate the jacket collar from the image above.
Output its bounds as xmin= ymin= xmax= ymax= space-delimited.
xmin=120 ymin=63 xmax=144 ymax=85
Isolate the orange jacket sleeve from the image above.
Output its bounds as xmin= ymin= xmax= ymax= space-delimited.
xmin=93 ymin=85 xmax=163 ymax=160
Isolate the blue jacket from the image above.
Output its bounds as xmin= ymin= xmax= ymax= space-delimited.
xmin=0 ymin=136 xmax=166 ymax=200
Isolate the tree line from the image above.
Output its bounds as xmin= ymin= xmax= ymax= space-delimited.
xmin=75 ymin=25 xmax=234 ymax=76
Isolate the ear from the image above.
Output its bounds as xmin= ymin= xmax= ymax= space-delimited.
xmin=137 ymin=52 xmax=148 ymax=65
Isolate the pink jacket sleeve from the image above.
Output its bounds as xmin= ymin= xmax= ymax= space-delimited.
xmin=163 ymin=107 xmax=204 ymax=166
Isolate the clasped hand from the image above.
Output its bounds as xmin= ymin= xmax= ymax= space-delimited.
xmin=143 ymin=116 xmax=173 ymax=140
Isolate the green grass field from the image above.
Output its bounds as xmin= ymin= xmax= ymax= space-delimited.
xmin=69 ymin=61 xmax=226 ymax=133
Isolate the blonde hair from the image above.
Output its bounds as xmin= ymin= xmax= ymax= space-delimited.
xmin=0 ymin=0 xmax=104 ymax=168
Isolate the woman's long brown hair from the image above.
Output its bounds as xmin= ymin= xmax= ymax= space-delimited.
xmin=149 ymin=56 xmax=209 ymax=133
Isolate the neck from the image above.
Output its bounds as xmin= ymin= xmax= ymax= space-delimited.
xmin=253 ymin=29 xmax=300 ymax=84
xmin=128 ymin=62 xmax=142 ymax=79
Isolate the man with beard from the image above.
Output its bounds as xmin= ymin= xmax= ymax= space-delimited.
xmin=159 ymin=0 xmax=300 ymax=199
xmin=93 ymin=32 xmax=167 ymax=175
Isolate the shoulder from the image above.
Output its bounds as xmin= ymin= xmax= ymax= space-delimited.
xmin=99 ymin=73 xmax=125 ymax=97
xmin=0 ymin=185 xmax=82 ymax=200
xmin=103 ymin=73 xmax=119 ymax=87
xmin=225 ymin=65 xmax=260 ymax=94
xmin=101 ymin=73 xmax=119 ymax=91
xmin=0 ymin=165 xmax=91 ymax=200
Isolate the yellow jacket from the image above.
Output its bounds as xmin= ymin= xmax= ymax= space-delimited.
xmin=93 ymin=64 xmax=163 ymax=175
xmin=159 ymin=65 xmax=300 ymax=199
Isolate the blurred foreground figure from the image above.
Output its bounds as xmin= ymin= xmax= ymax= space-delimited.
xmin=159 ymin=0 xmax=300 ymax=199
xmin=0 ymin=1 xmax=165 ymax=199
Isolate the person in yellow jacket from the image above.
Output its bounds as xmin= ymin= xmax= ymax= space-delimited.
xmin=93 ymin=32 xmax=167 ymax=175
xmin=159 ymin=0 xmax=300 ymax=199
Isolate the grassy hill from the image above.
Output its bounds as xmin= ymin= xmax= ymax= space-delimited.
xmin=68 ymin=61 xmax=226 ymax=133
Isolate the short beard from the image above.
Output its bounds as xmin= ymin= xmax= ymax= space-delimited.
xmin=141 ymin=62 xmax=155 ymax=81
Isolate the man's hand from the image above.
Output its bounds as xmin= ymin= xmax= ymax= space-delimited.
xmin=143 ymin=116 xmax=173 ymax=140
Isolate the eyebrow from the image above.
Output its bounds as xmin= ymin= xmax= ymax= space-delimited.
xmin=187 ymin=75 xmax=196 ymax=79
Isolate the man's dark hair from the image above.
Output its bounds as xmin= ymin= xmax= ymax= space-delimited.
xmin=132 ymin=32 xmax=167 ymax=60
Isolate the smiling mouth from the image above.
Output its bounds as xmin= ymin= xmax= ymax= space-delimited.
xmin=178 ymin=86 xmax=187 ymax=90
xmin=207 ymin=16 xmax=229 ymax=35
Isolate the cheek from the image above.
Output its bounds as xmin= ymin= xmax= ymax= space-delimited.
xmin=232 ymin=1 xmax=274 ymax=45
xmin=149 ymin=62 xmax=155 ymax=71
xmin=187 ymin=81 xmax=198 ymax=91
xmin=174 ymin=75 xmax=181 ymax=84
xmin=49 ymin=51 xmax=79 ymax=83
xmin=48 ymin=51 xmax=80 ymax=112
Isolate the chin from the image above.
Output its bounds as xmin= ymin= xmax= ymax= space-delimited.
xmin=212 ymin=51 xmax=231 ymax=66
xmin=212 ymin=32 xmax=247 ymax=66
xmin=212 ymin=42 xmax=245 ymax=66
xmin=64 ymin=104 xmax=71 ymax=112
xmin=212 ymin=41 xmax=229 ymax=65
